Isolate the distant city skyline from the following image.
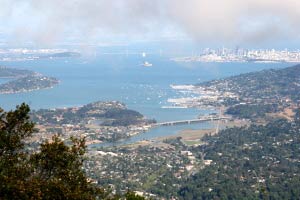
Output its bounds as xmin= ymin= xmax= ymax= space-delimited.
xmin=173 ymin=47 xmax=300 ymax=63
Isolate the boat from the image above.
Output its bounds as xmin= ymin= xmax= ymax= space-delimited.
xmin=142 ymin=61 xmax=153 ymax=67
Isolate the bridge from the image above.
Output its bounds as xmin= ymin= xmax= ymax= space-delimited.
xmin=154 ymin=116 xmax=230 ymax=127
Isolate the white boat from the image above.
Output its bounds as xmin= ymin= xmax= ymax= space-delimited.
xmin=142 ymin=61 xmax=153 ymax=67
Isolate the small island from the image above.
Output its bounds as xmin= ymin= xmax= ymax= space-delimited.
xmin=0 ymin=67 xmax=59 ymax=94
xmin=40 ymin=51 xmax=81 ymax=59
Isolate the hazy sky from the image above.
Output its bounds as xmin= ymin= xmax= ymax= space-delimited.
xmin=1 ymin=0 xmax=300 ymax=48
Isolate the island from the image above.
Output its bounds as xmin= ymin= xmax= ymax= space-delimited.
xmin=50 ymin=51 xmax=80 ymax=58
xmin=0 ymin=48 xmax=81 ymax=61
xmin=0 ymin=67 xmax=59 ymax=94
xmin=40 ymin=51 xmax=81 ymax=59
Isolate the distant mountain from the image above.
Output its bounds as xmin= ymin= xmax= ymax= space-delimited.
xmin=41 ymin=51 xmax=81 ymax=59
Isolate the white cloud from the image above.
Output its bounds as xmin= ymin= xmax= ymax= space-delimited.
xmin=1 ymin=0 xmax=300 ymax=46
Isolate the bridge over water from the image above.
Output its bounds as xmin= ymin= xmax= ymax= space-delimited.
xmin=154 ymin=116 xmax=230 ymax=127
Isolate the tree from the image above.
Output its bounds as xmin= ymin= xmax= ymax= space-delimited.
xmin=294 ymin=108 xmax=300 ymax=124
xmin=0 ymin=103 xmax=34 ymax=199
xmin=124 ymin=192 xmax=145 ymax=200
xmin=29 ymin=136 xmax=106 ymax=200
xmin=0 ymin=104 xmax=144 ymax=200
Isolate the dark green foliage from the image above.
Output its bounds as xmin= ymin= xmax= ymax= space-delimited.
xmin=104 ymin=109 xmax=142 ymax=119
xmin=226 ymin=104 xmax=279 ymax=119
xmin=295 ymin=108 xmax=300 ymax=123
xmin=163 ymin=137 xmax=185 ymax=150
xmin=29 ymin=136 xmax=103 ymax=200
xmin=103 ymin=109 xmax=144 ymax=126
xmin=31 ymin=101 xmax=152 ymax=127
xmin=222 ymin=97 xmax=240 ymax=106
xmin=0 ymin=103 xmax=35 ymax=199
xmin=0 ymin=103 xmax=34 ymax=153
xmin=0 ymin=104 xmax=102 ymax=199
xmin=178 ymin=118 xmax=300 ymax=199
xmin=0 ymin=104 xmax=144 ymax=200
xmin=124 ymin=192 xmax=145 ymax=200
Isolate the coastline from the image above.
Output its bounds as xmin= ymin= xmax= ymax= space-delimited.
xmin=0 ymin=84 xmax=59 ymax=95
xmin=121 ymin=118 xmax=249 ymax=148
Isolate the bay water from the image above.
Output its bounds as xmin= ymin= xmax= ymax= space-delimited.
xmin=0 ymin=54 xmax=291 ymax=145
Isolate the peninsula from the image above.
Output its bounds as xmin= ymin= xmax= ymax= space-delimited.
xmin=0 ymin=67 xmax=59 ymax=94
xmin=29 ymin=101 xmax=156 ymax=144
xmin=170 ymin=64 xmax=300 ymax=122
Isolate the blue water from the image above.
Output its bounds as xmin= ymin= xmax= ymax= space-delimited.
xmin=90 ymin=122 xmax=215 ymax=148
xmin=0 ymin=54 xmax=292 ymax=145
xmin=0 ymin=78 xmax=12 ymax=84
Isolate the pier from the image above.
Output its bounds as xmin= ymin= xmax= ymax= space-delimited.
xmin=154 ymin=116 xmax=230 ymax=127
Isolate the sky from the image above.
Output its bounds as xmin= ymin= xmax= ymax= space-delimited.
xmin=1 ymin=0 xmax=300 ymax=49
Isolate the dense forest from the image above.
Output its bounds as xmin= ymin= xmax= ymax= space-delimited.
xmin=178 ymin=114 xmax=300 ymax=199
xmin=226 ymin=103 xmax=279 ymax=120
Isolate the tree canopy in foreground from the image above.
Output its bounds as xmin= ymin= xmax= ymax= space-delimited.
xmin=0 ymin=103 xmax=143 ymax=200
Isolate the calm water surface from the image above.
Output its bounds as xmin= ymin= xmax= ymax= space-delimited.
xmin=0 ymin=55 xmax=291 ymax=145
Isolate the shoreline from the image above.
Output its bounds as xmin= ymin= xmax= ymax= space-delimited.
xmin=0 ymin=84 xmax=59 ymax=95
xmin=118 ymin=118 xmax=249 ymax=148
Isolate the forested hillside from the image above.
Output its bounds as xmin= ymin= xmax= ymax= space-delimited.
xmin=179 ymin=113 xmax=300 ymax=199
